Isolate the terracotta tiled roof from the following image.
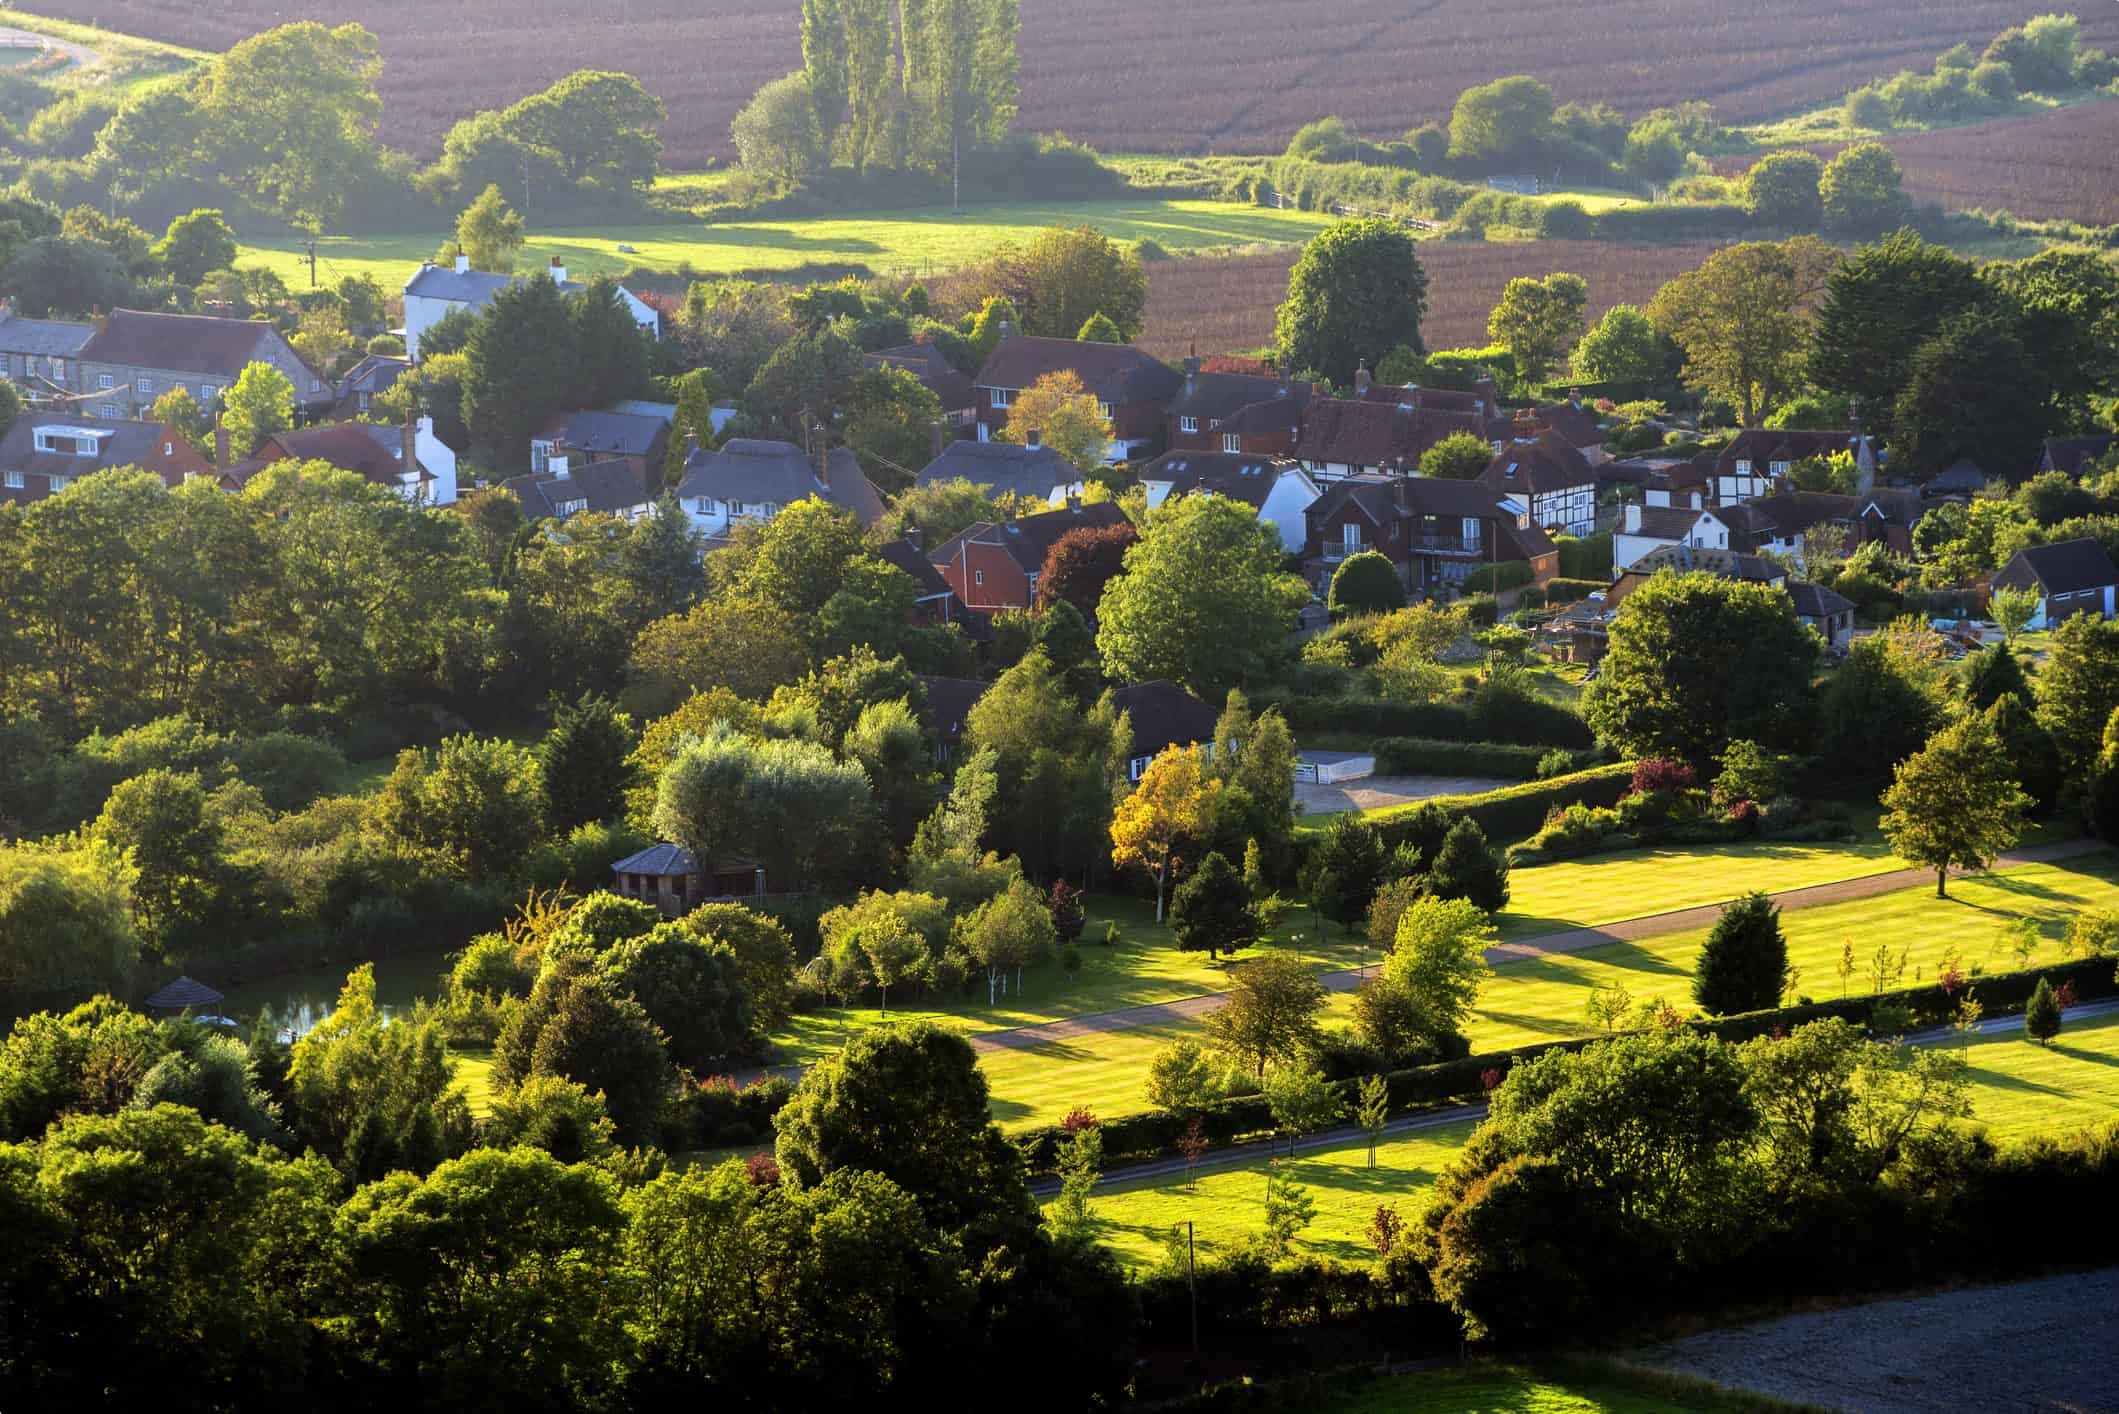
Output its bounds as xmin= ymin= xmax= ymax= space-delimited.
xmin=974 ymin=334 xmax=1183 ymax=406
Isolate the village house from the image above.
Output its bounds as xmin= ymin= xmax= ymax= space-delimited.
xmin=402 ymin=255 xmax=659 ymax=361
xmin=1707 ymin=427 xmax=1880 ymax=504
xmin=0 ymin=413 xmax=212 ymax=505
xmin=1991 ymin=537 xmax=2119 ymax=629
xmin=328 ymin=353 xmax=412 ymax=421
xmin=875 ymin=535 xmax=969 ymax=627
xmin=928 ymin=498 xmax=1128 ymax=612
xmin=1164 ymin=359 xmax=1314 ymax=454
xmin=1294 ymin=370 xmax=1493 ymax=480
xmin=914 ymin=437 xmax=1085 ymax=506
xmin=531 ymin=408 xmax=673 ymax=487
xmin=1478 ymin=430 xmax=1597 ymax=535
xmin=972 ymin=327 xmax=1183 ymax=462
xmin=865 ymin=341 xmax=976 ymax=426
xmin=1550 ymin=550 xmax=1855 ymax=659
xmin=1110 ymin=679 xmax=1222 ymax=781
xmin=504 ymin=457 xmax=654 ymax=523
xmin=608 ymin=843 xmax=768 ymax=918
xmin=75 ymin=308 xmax=328 ymax=419
xmin=227 ymin=418 xmax=459 ymax=506
xmin=1613 ymin=501 xmax=1745 ymax=571
xmin=1510 ymin=396 xmax=1607 ymax=463
xmin=1302 ymin=474 xmax=1557 ymax=599
xmin=673 ymin=436 xmax=887 ymax=541
xmin=1134 ymin=449 xmax=1320 ymax=552
xmin=2039 ymin=434 xmax=2119 ymax=480
xmin=0 ymin=303 xmax=92 ymax=403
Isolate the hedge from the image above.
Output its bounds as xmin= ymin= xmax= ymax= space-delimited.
xmin=1361 ymin=762 xmax=1634 ymax=848
xmin=1553 ymin=530 xmax=1614 ymax=581
xmin=1464 ymin=561 xmax=1534 ymax=594
xmin=1017 ymin=953 xmax=2119 ymax=1176
xmin=1592 ymin=202 xmax=1752 ymax=240
xmin=1370 ymin=736 xmax=1566 ymax=779
xmin=1267 ymin=695 xmax=1594 ymax=748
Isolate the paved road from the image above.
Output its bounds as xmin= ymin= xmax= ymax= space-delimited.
xmin=0 ymin=26 xmax=95 ymax=69
xmin=977 ymin=838 xmax=2110 ymax=1056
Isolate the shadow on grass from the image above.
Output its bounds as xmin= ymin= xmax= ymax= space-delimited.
xmin=1473 ymin=1008 xmax=1587 ymax=1040
xmin=2049 ymin=1042 xmax=2119 ymax=1069
xmin=1965 ymin=1064 xmax=2074 ymax=1098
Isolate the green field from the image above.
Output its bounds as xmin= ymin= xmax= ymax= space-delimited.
xmin=237 ymin=198 xmax=1335 ymax=290
xmin=0 ymin=10 xmax=205 ymax=92
xmin=1317 ymin=1362 xmax=1792 ymax=1414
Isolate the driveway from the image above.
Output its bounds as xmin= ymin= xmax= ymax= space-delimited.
xmin=1296 ymin=774 xmax=1515 ymax=816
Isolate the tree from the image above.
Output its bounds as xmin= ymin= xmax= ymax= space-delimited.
xmin=1145 ymin=1038 xmax=1223 ymax=1116
xmin=1808 ymin=230 xmax=1984 ymax=422
xmin=462 ymin=271 xmax=578 ymax=464
xmin=503 ymin=69 xmax=664 ymax=189
xmin=1076 ymin=313 xmax=1122 ymax=342
xmin=495 ymin=957 xmax=672 ymax=1142
xmin=963 ymin=649 xmax=1125 ymax=880
xmin=1097 ymin=493 xmax=1309 ymax=695
xmin=1263 ymin=1063 xmax=1346 ymax=1156
xmin=1821 ymin=142 xmax=1907 ymax=234
xmin=1963 ymin=640 xmax=2032 ymax=711
xmin=1449 ymin=74 xmax=1556 ymax=163
xmin=844 ymin=697 xmax=936 ymax=849
xmin=153 ymin=208 xmax=238 ymax=286
xmin=1815 ymin=625 xmax=1950 ymax=778
xmin=1006 ymin=225 xmax=1149 ymax=341
xmin=89 ymin=769 xmax=222 ymax=952
xmin=1891 ymin=307 xmax=2053 ymax=482
xmin=1583 ymin=570 xmax=1820 ymax=763
xmin=0 ymin=236 xmax=132 ymax=320
xmin=653 ymin=722 xmax=878 ymax=893
xmin=452 ymin=183 xmax=524 ymax=272
xmin=855 ymin=913 xmax=926 ymax=1015
xmin=1880 ymin=711 xmax=2032 ymax=897
xmin=1647 ymin=237 xmax=1837 ymax=426
xmin=1986 ymin=692 xmax=2063 ymax=813
xmin=1383 ymin=896 xmax=1492 ymax=1046
xmin=573 ymin=274 xmax=654 ymax=412
xmin=1001 ymin=368 xmax=1111 ymax=473
xmin=1992 ymin=585 xmax=2039 ymax=641
xmin=289 ymin=965 xmax=472 ymax=1178
xmin=0 ymin=841 xmax=139 ymax=1007
xmin=370 ymin=734 xmax=547 ymax=883
xmin=1328 ymin=549 xmax=1406 ymax=617
xmin=844 ymin=365 xmax=943 ymax=491
xmin=1274 ymin=218 xmax=1429 ymax=386
xmin=773 ymin=1020 xmax=1037 ymax=1242
xmin=1487 ymin=273 xmax=1587 ymax=385
xmin=149 ymin=386 xmax=210 ymax=456
xmin=1423 ymin=817 xmax=1510 ymax=912
xmin=1419 ymin=431 xmax=1496 ymax=480
xmin=597 ymin=923 xmax=754 ymax=1069
xmin=1744 ymin=150 xmax=1824 ymax=229
xmin=194 ymin=23 xmax=383 ymax=228
xmin=1983 ymin=249 xmax=2119 ymax=416
xmin=1037 ymin=519 xmax=1137 ymax=615
xmin=220 ymin=361 xmax=294 ymax=460
xmin=1109 ymin=744 xmax=1222 ymax=921
xmin=961 ymin=877 xmax=1057 ymax=1003
xmin=2024 ymin=976 xmax=2062 ymax=1043
xmin=906 ymin=0 xmax=1021 ymax=209
xmin=1571 ymin=304 xmax=1665 ymax=386
xmin=483 ymin=1075 xmax=616 ymax=1163
xmin=1357 ymin=1072 xmax=1390 ymax=1168
xmin=1202 ymin=952 xmax=1328 ymax=1079
xmin=1169 ymin=850 xmax=1258 ymax=960
xmin=1692 ymin=892 xmax=1787 ymax=1015
xmin=2035 ymin=615 xmax=2119 ymax=774
xmin=1308 ymin=810 xmax=1387 ymax=933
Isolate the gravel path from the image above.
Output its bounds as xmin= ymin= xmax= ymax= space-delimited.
xmin=0 ymin=26 xmax=96 ymax=70
xmin=1635 ymin=1266 xmax=2119 ymax=1412
xmin=1295 ymin=775 xmax=1515 ymax=816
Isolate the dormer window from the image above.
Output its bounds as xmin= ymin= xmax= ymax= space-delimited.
xmin=1769 ymin=460 xmax=1790 ymax=476
xmin=1735 ymin=459 xmax=1752 ymax=475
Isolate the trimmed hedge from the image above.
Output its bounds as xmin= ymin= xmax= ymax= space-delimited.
xmin=1544 ymin=576 xmax=1610 ymax=603
xmin=1465 ymin=560 xmax=1535 ymax=594
xmin=1371 ymin=736 xmax=1567 ymax=779
xmin=1363 ymin=763 xmax=1634 ymax=848
xmin=1268 ymin=694 xmax=1594 ymax=749
xmin=1018 ymin=953 xmax=2119 ymax=1176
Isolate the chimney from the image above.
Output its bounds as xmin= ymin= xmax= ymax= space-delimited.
xmin=550 ymin=454 xmax=570 ymax=479
xmin=1066 ymin=491 xmax=1081 ymax=512
xmin=931 ymin=418 xmax=946 ymax=461
xmin=401 ymin=409 xmax=417 ymax=469
xmin=454 ymin=253 xmax=470 ymax=275
xmin=1624 ymin=503 xmax=1643 ymax=533
xmin=1354 ymin=361 xmax=1372 ymax=398
xmin=1183 ymin=355 xmax=1200 ymax=382
xmin=213 ymin=412 xmax=229 ymax=467
xmin=1026 ymin=428 xmax=1042 ymax=449
xmin=1394 ymin=474 xmax=1410 ymax=513
xmin=549 ymin=256 xmax=567 ymax=284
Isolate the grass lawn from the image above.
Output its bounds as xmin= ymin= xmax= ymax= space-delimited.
xmin=1959 ymin=1008 xmax=2119 ymax=1141
xmin=235 ymin=198 xmax=1334 ymax=288
xmin=1740 ymin=87 xmax=2116 ymax=150
xmin=1316 ymin=1362 xmax=1780 ymax=1414
xmin=450 ymin=1047 xmax=497 ymax=1119
xmin=1 ymin=9 xmax=205 ymax=91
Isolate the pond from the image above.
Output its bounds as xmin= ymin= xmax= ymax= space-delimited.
xmin=213 ymin=951 xmax=453 ymax=1038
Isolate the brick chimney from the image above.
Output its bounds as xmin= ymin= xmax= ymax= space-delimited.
xmin=1183 ymin=355 xmax=1200 ymax=381
xmin=1026 ymin=428 xmax=1042 ymax=449
xmin=549 ymin=256 xmax=567 ymax=284
xmin=1354 ymin=360 xmax=1372 ymax=398
xmin=455 ymin=253 xmax=470 ymax=275
xmin=401 ymin=409 xmax=417 ymax=470
xmin=213 ymin=411 xmax=229 ymax=467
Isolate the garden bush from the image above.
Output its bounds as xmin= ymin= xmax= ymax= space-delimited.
xmin=1543 ymin=577 xmax=1609 ymax=603
xmin=1464 ymin=561 xmax=1534 ymax=594
xmin=1371 ymin=737 xmax=1568 ymax=779
xmin=1265 ymin=694 xmax=1593 ymax=748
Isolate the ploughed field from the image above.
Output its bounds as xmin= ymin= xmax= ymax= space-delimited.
xmin=28 ymin=0 xmax=2119 ymax=159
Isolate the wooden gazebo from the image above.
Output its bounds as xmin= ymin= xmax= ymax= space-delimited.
xmin=143 ymin=976 xmax=224 ymax=1015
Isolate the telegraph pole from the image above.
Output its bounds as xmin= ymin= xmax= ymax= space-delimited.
xmin=303 ymin=235 xmax=319 ymax=289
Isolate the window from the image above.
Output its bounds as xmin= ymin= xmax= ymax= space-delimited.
xmin=696 ymin=496 xmax=717 ymax=513
xmin=99 ymin=404 xmax=118 ymax=418
xmin=990 ymin=388 xmax=1013 ymax=408
xmin=135 ymin=377 xmax=152 ymax=396
xmin=530 ymin=440 xmax=553 ymax=473
xmin=51 ymin=359 xmax=64 ymax=381
xmin=1223 ymin=434 xmax=1240 ymax=453
xmin=1208 ymin=418 xmax=1220 ymax=429
xmin=163 ymin=442 xmax=173 ymax=456
xmin=1462 ymin=517 xmax=1481 ymax=544
xmin=1098 ymin=400 xmax=1114 ymax=419
xmin=1180 ymin=416 xmax=1198 ymax=433
xmin=973 ymin=569 xmax=985 ymax=586
xmin=1735 ymin=459 xmax=1751 ymax=475
xmin=200 ymin=385 xmax=215 ymax=402
xmin=48 ymin=475 xmax=67 ymax=492
xmin=2 ymin=471 xmax=21 ymax=489
xmin=97 ymin=373 xmax=114 ymax=390
xmin=357 ymin=392 xmax=370 ymax=412
xmin=1342 ymin=522 xmax=1361 ymax=551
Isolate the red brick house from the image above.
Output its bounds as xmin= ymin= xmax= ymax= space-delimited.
xmin=1302 ymin=474 xmax=1558 ymax=598
xmin=929 ymin=499 xmax=1129 ymax=612
xmin=0 ymin=414 xmax=212 ymax=505
xmin=973 ymin=328 xmax=1183 ymax=462
xmin=1294 ymin=375 xmax=1494 ymax=481
xmin=1165 ymin=358 xmax=1314 ymax=454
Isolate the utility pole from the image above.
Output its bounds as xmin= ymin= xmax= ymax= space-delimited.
xmin=303 ymin=235 xmax=318 ymax=289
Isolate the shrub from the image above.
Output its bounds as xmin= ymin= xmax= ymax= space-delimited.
xmin=1370 ymin=738 xmax=1556 ymax=780
xmin=1265 ymin=694 xmax=1593 ymax=748
xmin=1692 ymin=892 xmax=1787 ymax=1015
xmin=1464 ymin=562 xmax=1534 ymax=594
xmin=1329 ymin=550 xmax=1408 ymax=618
xmin=1629 ymin=758 xmax=1696 ymax=795
xmin=1352 ymin=764 xmax=1634 ymax=853
xmin=1535 ymin=749 xmax=1575 ymax=780
xmin=1543 ymin=577 xmax=1608 ymax=603
xmin=1458 ymin=593 xmax=1499 ymax=628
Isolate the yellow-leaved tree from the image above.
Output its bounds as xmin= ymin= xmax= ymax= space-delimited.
xmin=1110 ymin=743 xmax=1222 ymax=921
xmin=1002 ymin=369 xmax=1112 ymax=475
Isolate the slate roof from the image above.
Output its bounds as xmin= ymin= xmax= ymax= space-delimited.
xmin=928 ymin=500 xmax=1130 ymax=578
xmin=1218 ymin=396 xmax=1307 ymax=440
xmin=337 ymin=353 xmax=410 ymax=396
xmin=1111 ymin=680 xmax=1222 ymax=761
xmin=0 ymin=313 xmax=93 ymax=358
xmin=506 ymin=459 xmax=653 ymax=520
xmin=866 ymin=342 xmax=975 ymax=411
xmin=404 ymin=263 xmax=584 ymax=305
xmin=974 ymin=334 xmax=1183 ymax=406
xmin=1624 ymin=545 xmax=1784 ymax=582
xmin=915 ymin=439 xmax=1077 ymax=501
xmin=1929 ymin=461 xmax=1993 ymax=494
xmin=876 ymin=538 xmax=955 ymax=600
xmin=78 ymin=308 xmax=307 ymax=381
xmin=1785 ymin=579 xmax=1855 ymax=619
xmin=1627 ymin=505 xmax=1719 ymax=540
xmin=1295 ymin=398 xmax=1485 ymax=469
xmin=2042 ymin=435 xmax=2119 ymax=479
xmin=1169 ymin=369 xmax=1312 ymax=424
xmin=912 ymin=675 xmax=989 ymax=746
xmin=230 ymin=423 xmax=424 ymax=489
xmin=612 ymin=843 xmax=699 ymax=877
xmin=1481 ymin=431 xmax=1595 ymax=495
xmin=1742 ymin=491 xmax=1858 ymax=539
xmin=1994 ymin=537 xmax=2119 ymax=597
xmin=144 ymin=976 xmax=224 ymax=1010
xmin=0 ymin=415 xmax=190 ymax=487
xmin=1530 ymin=399 xmax=1603 ymax=449
xmin=675 ymin=438 xmax=886 ymax=527
xmin=545 ymin=408 xmax=671 ymax=458
xmin=1137 ymin=450 xmax=1304 ymax=511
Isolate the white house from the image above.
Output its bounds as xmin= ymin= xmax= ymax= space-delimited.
xmin=1614 ymin=502 xmax=1740 ymax=572
xmin=1135 ymin=450 xmax=1320 ymax=553
xmin=1991 ymin=538 xmax=2119 ymax=630
xmin=673 ymin=437 xmax=886 ymax=541
xmin=1477 ymin=431 xmax=1597 ymax=536
xmin=402 ymin=255 xmax=660 ymax=360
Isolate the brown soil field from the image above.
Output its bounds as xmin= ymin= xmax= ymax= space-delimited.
xmin=1139 ymin=238 xmax=1726 ymax=360
xmin=33 ymin=0 xmax=2119 ymax=161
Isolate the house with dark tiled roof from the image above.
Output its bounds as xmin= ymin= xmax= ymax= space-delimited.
xmin=1301 ymin=475 xmax=1556 ymax=599
xmin=1110 ymin=680 xmax=1223 ymax=781
xmin=328 ymin=353 xmax=411 ymax=421
xmin=911 ymin=675 xmax=988 ymax=760
xmin=228 ymin=418 xmax=458 ymax=505
xmin=673 ymin=437 xmax=887 ymax=540
xmin=914 ymin=437 xmax=1085 ymax=506
xmin=2039 ymin=435 xmax=2119 ymax=481
xmin=1709 ymin=427 xmax=1879 ymax=504
xmin=0 ymin=304 xmax=92 ymax=403
xmin=1165 ymin=358 xmax=1314 ymax=454
xmin=504 ymin=457 xmax=654 ymax=523
xmin=402 ymin=255 xmax=659 ymax=361
xmin=928 ymin=499 xmax=1129 ymax=612
xmin=0 ymin=413 xmax=212 ymax=505
xmin=1134 ymin=449 xmax=1319 ymax=552
xmin=1294 ymin=384 xmax=1490 ymax=482
xmin=876 ymin=536 xmax=968 ymax=627
xmin=972 ymin=328 xmax=1183 ymax=462
xmin=75 ymin=308 xmax=327 ymax=419
xmin=532 ymin=408 xmax=672 ymax=489
xmin=1992 ymin=537 xmax=2119 ymax=629
xmin=866 ymin=341 xmax=975 ymax=426
xmin=1479 ymin=431 xmax=1597 ymax=534
xmin=1786 ymin=578 xmax=1857 ymax=649
xmin=610 ymin=842 xmax=768 ymax=917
